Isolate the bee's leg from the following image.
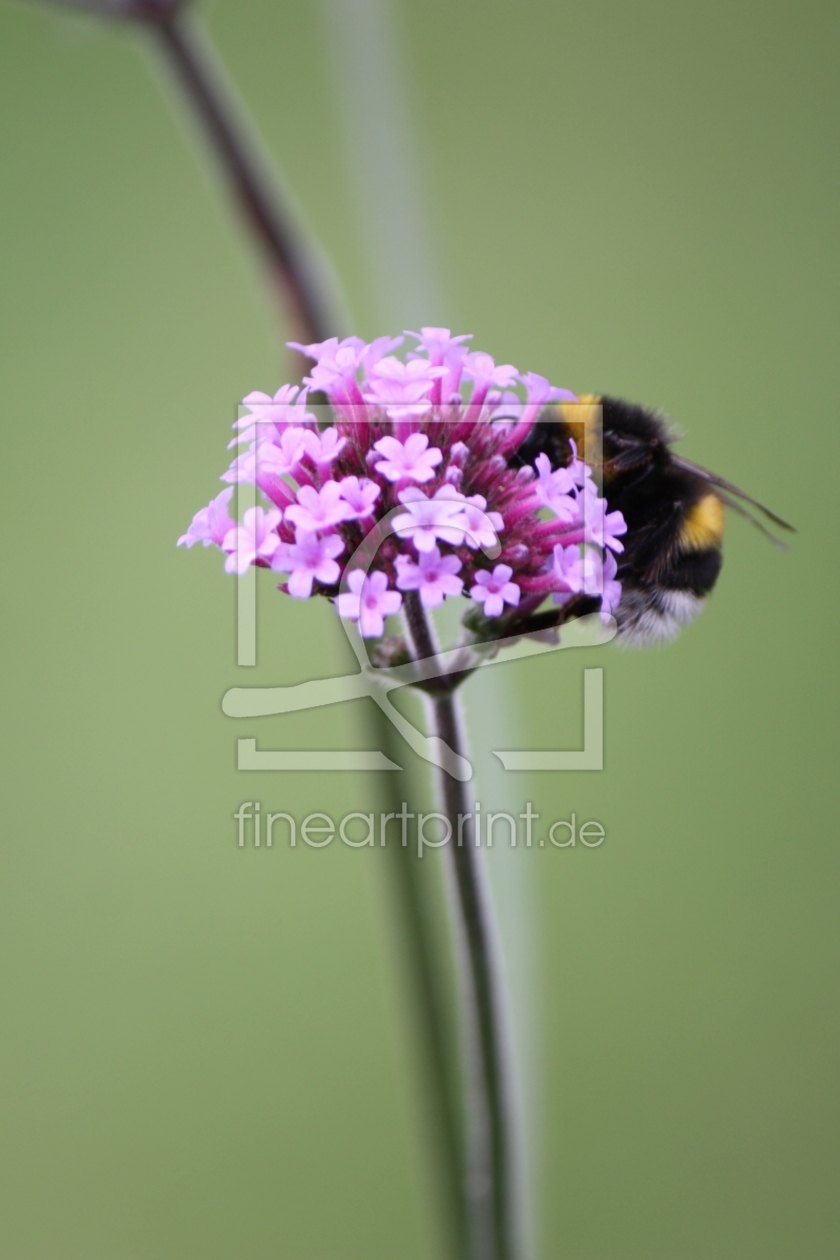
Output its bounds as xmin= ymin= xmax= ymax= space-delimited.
xmin=505 ymin=595 xmax=602 ymax=637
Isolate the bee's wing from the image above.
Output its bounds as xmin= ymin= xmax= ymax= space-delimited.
xmin=670 ymin=455 xmax=796 ymax=539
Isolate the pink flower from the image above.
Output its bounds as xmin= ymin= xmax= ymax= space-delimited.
xmin=221 ymin=448 xmax=258 ymax=485
xmin=392 ymin=487 xmax=468 ymax=552
xmin=288 ymin=337 xmax=381 ymax=407
xmin=578 ymin=485 xmax=627 ymax=553
xmin=361 ymin=334 xmax=405 ymax=369
xmin=534 ymin=452 xmax=577 ymax=522
xmin=181 ymin=329 xmax=625 ymax=635
xmin=233 ymin=384 xmax=302 ymax=434
xmin=272 ymin=529 xmax=344 ymax=599
xmin=599 ymin=551 xmax=622 ymax=621
xmin=602 ymin=508 xmax=628 ymax=554
xmin=305 ymin=343 xmax=368 ymax=397
xmin=552 ymin=545 xmax=622 ymax=616
xmin=288 ymin=335 xmax=366 ymax=364
xmin=519 ymin=371 xmax=577 ymax=407
xmin=460 ymin=351 xmax=520 ymax=423
xmin=222 ymin=426 xmax=310 ymax=485
xmin=337 ymin=476 xmax=380 ymax=517
xmin=497 ymin=373 xmax=578 ymax=453
xmin=469 ymin=565 xmax=521 ymax=618
xmin=406 ymin=327 xmax=472 ymax=362
xmin=286 ymin=481 xmax=358 ymax=532
xmin=462 ymin=351 xmax=519 ymax=391
xmin=404 ymin=329 xmax=474 ymax=402
xmin=363 ymin=357 xmax=444 ymax=421
xmin=395 ymin=546 xmax=464 ymax=608
xmin=266 ymin=426 xmax=311 ymax=465
xmin=230 ymin=388 xmax=315 ymax=450
xmin=301 ymin=426 xmax=347 ymax=467
xmin=222 ymin=506 xmax=282 ymax=575
xmin=337 ymin=569 xmax=403 ymax=638
xmin=458 ymin=493 xmax=505 ymax=551
xmin=567 ymin=438 xmax=593 ymax=489
xmin=552 ymin=542 xmax=588 ymax=595
xmin=372 ymin=432 xmax=443 ymax=483
xmin=178 ymin=488 xmax=236 ymax=548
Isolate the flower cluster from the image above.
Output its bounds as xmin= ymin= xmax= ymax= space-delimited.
xmin=178 ymin=330 xmax=627 ymax=637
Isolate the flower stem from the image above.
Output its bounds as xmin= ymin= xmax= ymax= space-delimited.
xmin=379 ymin=795 xmax=468 ymax=1259
xmin=435 ymin=695 xmax=519 ymax=1260
xmin=149 ymin=9 xmax=338 ymax=370
xmin=404 ymin=594 xmax=520 ymax=1260
xmin=403 ymin=587 xmax=441 ymax=668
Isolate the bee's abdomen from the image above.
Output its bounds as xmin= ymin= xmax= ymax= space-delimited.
xmin=657 ymin=547 xmax=722 ymax=596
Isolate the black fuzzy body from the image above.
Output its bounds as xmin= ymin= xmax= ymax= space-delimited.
xmin=512 ymin=396 xmax=724 ymax=643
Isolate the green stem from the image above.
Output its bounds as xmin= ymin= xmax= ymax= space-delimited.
xmin=377 ymin=762 xmax=467 ymax=1259
xmin=404 ymin=594 xmax=520 ymax=1260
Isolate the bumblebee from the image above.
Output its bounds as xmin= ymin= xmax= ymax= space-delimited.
xmin=510 ymin=394 xmax=793 ymax=646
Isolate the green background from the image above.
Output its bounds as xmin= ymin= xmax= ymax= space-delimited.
xmin=1 ymin=0 xmax=838 ymax=1256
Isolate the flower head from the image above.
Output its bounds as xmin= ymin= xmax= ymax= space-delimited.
xmin=179 ymin=331 xmax=627 ymax=637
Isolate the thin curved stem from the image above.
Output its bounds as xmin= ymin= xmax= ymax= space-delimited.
xmin=35 ymin=5 xmax=335 ymax=357
xmin=150 ymin=10 xmax=337 ymax=371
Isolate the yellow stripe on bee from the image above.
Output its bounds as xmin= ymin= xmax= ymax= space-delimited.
xmin=680 ymin=493 xmax=726 ymax=551
xmin=559 ymin=394 xmax=602 ymax=467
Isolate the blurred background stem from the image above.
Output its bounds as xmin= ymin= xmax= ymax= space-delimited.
xmin=152 ymin=15 xmax=332 ymax=364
